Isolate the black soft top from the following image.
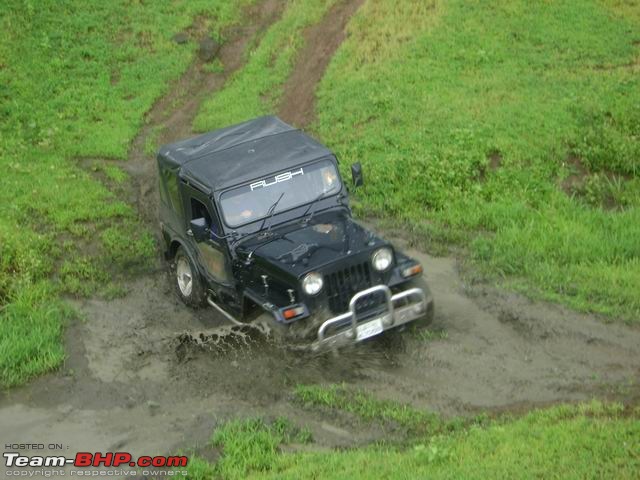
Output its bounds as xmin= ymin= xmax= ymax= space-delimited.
xmin=157 ymin=116 xmax=333 ymax=194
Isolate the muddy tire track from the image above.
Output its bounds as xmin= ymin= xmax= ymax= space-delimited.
xmin=127 ymin=0 xmax=285 ymax=226
xmin=278 ymin=0 xmax=364 ymax=128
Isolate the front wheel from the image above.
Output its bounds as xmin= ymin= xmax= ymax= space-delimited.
xmin=173 ymin=246 xmax=205 ymax=307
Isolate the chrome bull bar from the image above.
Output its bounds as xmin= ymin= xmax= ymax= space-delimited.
xmin=313 ymin=284 xmax=428 ymax=350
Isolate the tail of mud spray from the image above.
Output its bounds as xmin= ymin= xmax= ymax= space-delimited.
xmin=174 ymin=319 xmax=316 ymax=358
xmin=175 ymin=323 xmax=269 ymax=358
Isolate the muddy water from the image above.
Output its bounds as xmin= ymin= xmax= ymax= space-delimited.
xmin=360 ymin=244 xmax=640 ymax=414
xmin=0 ymin=270 xmax=397 ymax=459
xmin=2 ymin=245 xmax=639 ymax=459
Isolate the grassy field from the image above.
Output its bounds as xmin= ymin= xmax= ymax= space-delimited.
xmin=313 ymin=0 xmax=640 ymax=320
xmin=0 ymin=0 xmax=248 ymax=387
xmin=183 ymin=386 xmax=640 ymax=479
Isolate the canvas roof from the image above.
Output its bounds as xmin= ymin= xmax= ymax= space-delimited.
xmin=157 ymin=116 xmax=333 ymax=193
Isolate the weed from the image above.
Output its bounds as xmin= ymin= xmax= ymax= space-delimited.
xmin=415 ymin=328 xmax=449 ymax=342
xmin=209 ymin=417 xmax=312 ymax=480
xmin=294 ymin=384 xmax=451 ymax=435
xmin=202 ymin=58 xmax=225 ymax=74
xmin=143 ymin=126 xmax=164 ymax=158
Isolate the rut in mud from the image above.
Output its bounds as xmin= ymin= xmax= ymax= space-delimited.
xmin=278 ymin=0 xmax=365 ymax=127
xmin=127 ymin=0 xmax=284 ymax=226
xmin=2 ymin=0 xmax=640 ymax=463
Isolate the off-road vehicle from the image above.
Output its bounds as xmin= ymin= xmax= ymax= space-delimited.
xmin=157 ymin=116 xmax=434 ymax=349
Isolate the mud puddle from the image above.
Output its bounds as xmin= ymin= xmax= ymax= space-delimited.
xmin=3 ymin=248 xmax=638 ymax=459
xmin=2 ymin=242 xmax=639 ymax=468
xmin=0 ymin=273 xmax=400 ymax=459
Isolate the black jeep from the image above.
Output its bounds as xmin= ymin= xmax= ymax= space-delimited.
xmin=157 ymin=116 xmax=433 ymax=349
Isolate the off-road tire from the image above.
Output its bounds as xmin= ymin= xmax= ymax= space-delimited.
xmin=173 ymin=246 xmax=205 ymax=308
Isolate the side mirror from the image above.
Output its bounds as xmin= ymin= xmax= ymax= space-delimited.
xmin=351 ymin=162 xmax=364 ymax=187
xmin=189 ymin=217 xmax=208 ymax=242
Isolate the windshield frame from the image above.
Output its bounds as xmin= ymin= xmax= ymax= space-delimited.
xmin=216 ymin=156 xmax=343 ymax=230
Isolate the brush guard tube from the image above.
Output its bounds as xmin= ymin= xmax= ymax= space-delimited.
xmin=311 ymin=284 xmax=430 ymax=351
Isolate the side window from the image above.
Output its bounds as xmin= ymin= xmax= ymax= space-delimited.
xmin=190 ymin=198 xmax=220 ymax=238
xmin=190 ymin=197 xmax=211 ymax=223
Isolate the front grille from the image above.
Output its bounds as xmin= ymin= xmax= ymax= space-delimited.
xmin=325 ymin=262 xmax=374 ymax=314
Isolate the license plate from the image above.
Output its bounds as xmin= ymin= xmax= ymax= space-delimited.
xmin=356 ymin=318 xmax=384 ymax=341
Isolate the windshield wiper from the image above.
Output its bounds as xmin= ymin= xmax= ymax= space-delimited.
xmin=301 ymin=190 xmax=330 ymax=225
xmin=260 ymin=192 xmax=285 ymax=232
xmin=229 ymin=193 xmax=285 ymax=251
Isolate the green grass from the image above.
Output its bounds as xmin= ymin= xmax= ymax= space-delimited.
xmin=194 ymin=0 xmax=339 ymax=131
xmin=143 ymin=125 xmax=164 ymax=158
xmin=0 ymin=0 xmax=248 ymax=387
xmin=185 ymin=392 xmax=639 ymax=479
xmin=255 ymin=403 xmax=639 ymax=479
xmin=184 ymin=417 xmax=312 ymax=480
xmin=294 ymin=383 xmax=459 ymax=435
xmin=311 ymin=0 xmax=640 ymax=321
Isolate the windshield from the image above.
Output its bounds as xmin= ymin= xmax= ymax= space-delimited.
xmin=220 ymin=159 xmax=341 ymax=228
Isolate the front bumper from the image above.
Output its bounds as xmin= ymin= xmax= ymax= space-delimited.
xmin=310 ymin=284 xmax=431 ymax=351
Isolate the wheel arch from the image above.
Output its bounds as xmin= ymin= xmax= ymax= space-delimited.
xmin=167 ymin=239 xmax=183 ymax=260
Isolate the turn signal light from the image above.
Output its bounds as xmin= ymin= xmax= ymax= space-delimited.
xmin=283 ymin=306 xmax=304 ymax=320
xmin=401 ymin=264 xmax=423 ymax=278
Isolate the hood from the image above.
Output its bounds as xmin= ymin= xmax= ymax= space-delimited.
xmin=236 ymin=211 xmax=387 ymax=278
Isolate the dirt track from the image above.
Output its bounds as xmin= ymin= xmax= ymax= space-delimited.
xmin=2 ymin=0 xmax=639 ymax=461
xmin=278 ymin=0 xmax=365 ymax=127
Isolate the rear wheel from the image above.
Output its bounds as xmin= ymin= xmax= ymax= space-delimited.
xmin=173 ymin=246 xmax=205 ymax=307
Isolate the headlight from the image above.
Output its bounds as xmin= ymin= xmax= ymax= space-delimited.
xmin=302 ymin=272 xmax=323 ymax=295
xmin=372 ymin=247 xmax=393 ymax=271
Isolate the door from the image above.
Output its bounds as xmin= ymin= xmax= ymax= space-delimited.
xmin=182 ymin=184 xmax=232 ymax=286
